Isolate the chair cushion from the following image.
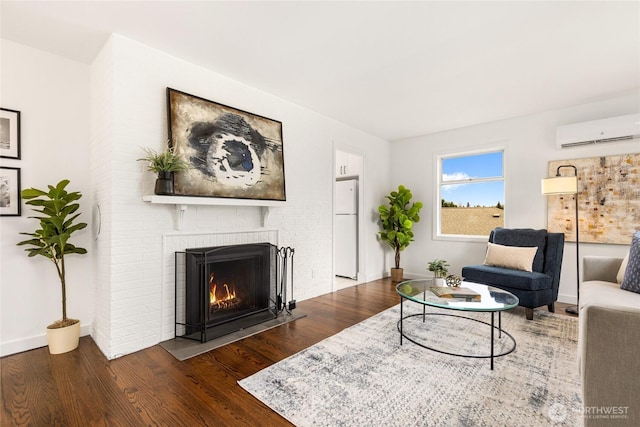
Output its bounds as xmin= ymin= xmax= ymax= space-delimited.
xmin=484 ymin=242 xmax=538 ymax=272
xmin=621 ymin=231 xmax=640 ymax=294
xmin=462 ymin=265 xmax=552 ymax=291
xmin=492 ymin=228 xmax=547 ymax=273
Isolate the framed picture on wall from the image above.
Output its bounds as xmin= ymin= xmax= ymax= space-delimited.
xmin=166 ymin=88 xmax=286 ymax=201
xmin=1 ymin=108 xmax=21 ymax=160
xmin=0 ymin=166 xmax=21 ymax=216
xmin=547 ymin=153 xmax=640 ymax=244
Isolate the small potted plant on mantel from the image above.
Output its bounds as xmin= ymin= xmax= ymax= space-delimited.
xmin=427 ymin=259 xmax=450 ymax=286
xmin=377 ymin=185 xmax=423 ymax=283
xmin=17 ymin=180 xmax=88 ymax=354
xmin=138 ymin=144 xmax=190 ymax=195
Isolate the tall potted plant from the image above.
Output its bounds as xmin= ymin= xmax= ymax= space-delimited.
xmin=138 ymin=145 xmax=190 ymax=195
xmin=17 ymin=180 xmax=88 ymax=354
xmin=378 ymin=185 xmax=423 ymax=282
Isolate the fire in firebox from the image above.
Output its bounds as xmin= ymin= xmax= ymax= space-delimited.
xmin=209 ymin=272 xmax=241 ymax=312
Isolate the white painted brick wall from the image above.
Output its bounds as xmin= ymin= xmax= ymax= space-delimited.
xmin=90 ymin=37 xmax=115 ymax=358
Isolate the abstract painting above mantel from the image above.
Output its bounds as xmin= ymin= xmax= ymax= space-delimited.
xmin=547 ymin=153 xmax=639 ymax=245
xmin=167 ymin=88 xmax=286 ymax=201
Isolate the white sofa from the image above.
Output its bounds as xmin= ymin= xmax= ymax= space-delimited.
xmin=579 ymin=255 xmax=640 ymax=427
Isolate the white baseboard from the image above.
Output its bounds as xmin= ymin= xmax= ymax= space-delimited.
xmin=400 ymin=272 xmax=429 ymax=280
xmin=0 ymin=323 xmax=92 ymax=357
xmin=556 ymin=293 xmax=577 ymax=305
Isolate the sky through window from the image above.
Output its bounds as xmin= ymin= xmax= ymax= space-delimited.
xmin=441 ymin=151 xmax=504 ymax=207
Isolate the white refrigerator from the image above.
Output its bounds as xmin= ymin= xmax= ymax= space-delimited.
xmin=335 ymin=179 xmax=358 ymax=279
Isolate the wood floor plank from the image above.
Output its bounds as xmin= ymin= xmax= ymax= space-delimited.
xmin=1 ymin=354 xmax=30 ymax=425
xmin=77 ymin=338 xmax=148 ymax=426
xmin=23 ymin=348 xmax=69 ymax=426
xmin=0 ymin=278 xmax=576 ymax=426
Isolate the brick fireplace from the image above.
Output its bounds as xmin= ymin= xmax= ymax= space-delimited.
xmin=161 ymin=230 xmax=280 ymax=343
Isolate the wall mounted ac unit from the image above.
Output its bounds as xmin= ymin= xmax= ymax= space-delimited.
xmin=556 ymin=113 xmax=640 ymax=149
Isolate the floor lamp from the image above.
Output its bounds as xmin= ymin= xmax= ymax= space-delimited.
xmin=541 ymin=165 xmax=580 ymax=315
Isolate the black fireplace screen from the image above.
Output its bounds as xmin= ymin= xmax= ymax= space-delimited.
xmin=175 ymin=242 xmax=292 ymax=343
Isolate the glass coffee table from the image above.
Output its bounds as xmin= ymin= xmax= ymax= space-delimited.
xmin=396 ymin=278 xmax=519 ymax=370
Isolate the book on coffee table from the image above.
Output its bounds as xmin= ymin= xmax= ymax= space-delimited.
xmin=430 ymin=286 xmax=481 ymax=301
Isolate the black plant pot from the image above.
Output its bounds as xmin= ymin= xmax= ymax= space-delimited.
xmin=154 ymin=171 xmax=174 ymax=195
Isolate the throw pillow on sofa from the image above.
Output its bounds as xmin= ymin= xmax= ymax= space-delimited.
xmin=616 ymin=251 xmax=629 ymax=284
xmin=621 ymin=231 xmax=640 ymax=294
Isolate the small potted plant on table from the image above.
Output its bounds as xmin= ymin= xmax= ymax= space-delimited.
xmin=428 ymin=259 xmax=450 ymax=286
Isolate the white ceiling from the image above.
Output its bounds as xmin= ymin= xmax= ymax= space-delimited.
xmin=2 ymin=1 xmax=639 ymax=141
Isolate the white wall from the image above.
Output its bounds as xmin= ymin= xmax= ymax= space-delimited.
xmin=391 ymin=92 xmax=638 ymax=304
xmin=89 ymin=35 xmax=391 ymax=359
xmin=0 ymin=40 xmax=93 ymax=356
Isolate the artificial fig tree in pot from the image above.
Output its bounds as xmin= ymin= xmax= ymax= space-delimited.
xmin=17 ymin=179 xmax=88 ymax=354
xmin=377 ymin=185 xmax=423 ymax=283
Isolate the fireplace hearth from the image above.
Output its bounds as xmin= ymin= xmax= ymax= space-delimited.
xmin=175 ymin=242 xmax=292 ymax=343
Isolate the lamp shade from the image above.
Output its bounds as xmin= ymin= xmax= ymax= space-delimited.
xmin=541 ymin=176 xmax=577 ymax=195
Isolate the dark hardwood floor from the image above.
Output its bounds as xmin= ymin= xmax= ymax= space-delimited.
xmin=1 ymin=278 xmax=576 ymax=426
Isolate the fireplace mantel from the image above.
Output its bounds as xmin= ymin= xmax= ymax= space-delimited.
xmin=142 ymin=195 xmax=285 ymax=229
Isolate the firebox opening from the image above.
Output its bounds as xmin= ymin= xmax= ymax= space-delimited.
xmin=179 ymin=243 xmax=278 ymax=343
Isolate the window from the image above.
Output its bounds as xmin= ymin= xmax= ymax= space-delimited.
xmin=437 ymin=149 xmax=504 ymax=238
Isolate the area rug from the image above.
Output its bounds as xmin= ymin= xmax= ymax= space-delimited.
xmin=239 ymin=303 xmax=582 ymax=426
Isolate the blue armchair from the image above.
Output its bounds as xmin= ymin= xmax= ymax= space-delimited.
xmin=461 ymin=228 xmax=565 ymax=320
